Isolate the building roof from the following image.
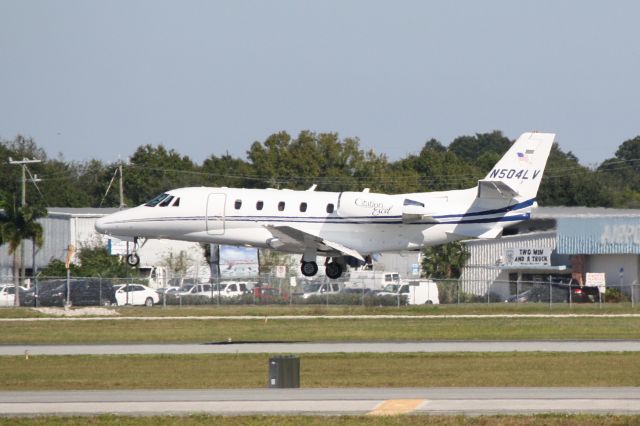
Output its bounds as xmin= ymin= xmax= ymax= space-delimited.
xmin=533 ymin=206 xmax=640 ymax=219
xmin=47 ymin=207 xmax=121 ymax=218
xmin=463 ymin=230 xmax=557 ymax=245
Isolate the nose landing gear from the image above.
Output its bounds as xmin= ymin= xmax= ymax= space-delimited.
xmin=126 ymin=253 xmax=140 ymax=267
xmin=125 ymin=237 xmax=143 ymax=267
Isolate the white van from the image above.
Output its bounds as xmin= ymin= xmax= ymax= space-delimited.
xmin=346 ymin=270 xmax=400 ymax=291
xmin=376 ymin=279 xmax=439 ymax=305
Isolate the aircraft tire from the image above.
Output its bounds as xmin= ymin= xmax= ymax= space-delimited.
xmin=301 ymin=261 xmax=318 ymax=277
xmin=325 ymin=262 xmax=343 ymax=279
xmin=126 ymin=253 xmax=140 ymax=267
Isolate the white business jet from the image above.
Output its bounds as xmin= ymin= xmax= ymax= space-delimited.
xmin=95 ymin=132 xmax=554 ymax=279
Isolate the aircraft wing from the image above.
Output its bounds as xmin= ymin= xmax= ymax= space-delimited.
xmin=265 ymin=225 xmax=365 ymax=261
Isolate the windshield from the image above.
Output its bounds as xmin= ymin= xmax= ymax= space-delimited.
xmin=145 ymin=193 xmax=170 ymax=207
xmin=303 ymin=283 xmax=322 ymax=293
xmin=382 ymin=284 xmax=400 ymax=293
xmin=181 ymin=284 xmax=195 ymax=292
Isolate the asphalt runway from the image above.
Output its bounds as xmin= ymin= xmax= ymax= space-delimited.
xmin=1 ymin=388 xmax=639 ymax=416
xmin=2 ymin=340 xmax=640 ymax=356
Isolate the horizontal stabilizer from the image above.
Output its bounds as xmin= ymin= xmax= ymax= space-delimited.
xmin=477 ymin=180 xmax=519 ymax=199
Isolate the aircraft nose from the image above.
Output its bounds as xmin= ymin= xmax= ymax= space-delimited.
xmin=95 ymin=216 xmax=110 ymax=234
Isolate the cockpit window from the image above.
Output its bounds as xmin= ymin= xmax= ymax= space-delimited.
xmin=159 ymin=196 xmax=174 ymax=207
xmin=145 ymin=193 xmax=169 ymax=207
xmin=172 ymin=197 xmax=180 ymax=207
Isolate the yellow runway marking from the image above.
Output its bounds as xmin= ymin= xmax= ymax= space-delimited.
xmin=368 ymin=399 xmax=426 ymax=416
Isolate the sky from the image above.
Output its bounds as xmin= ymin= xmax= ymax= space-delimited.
xmin=1 ymin=1 xmax=639 ymax=167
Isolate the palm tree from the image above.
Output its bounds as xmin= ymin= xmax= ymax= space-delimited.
xmin=0 ymin=201 xmax=46 ymax=306
xmin=421 ymin=241 xmax=469 ymax=279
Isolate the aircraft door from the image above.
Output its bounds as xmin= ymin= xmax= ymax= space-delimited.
xmin=206 ymin=193 xmax=226 ymax=235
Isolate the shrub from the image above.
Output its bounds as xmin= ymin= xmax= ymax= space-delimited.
xmin=604 ymin=287 xmax=630 ymax=303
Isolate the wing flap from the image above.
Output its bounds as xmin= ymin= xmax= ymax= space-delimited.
xmin=265 ymin=225 xmax=365 ymax=261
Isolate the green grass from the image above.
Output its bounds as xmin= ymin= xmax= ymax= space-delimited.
xmin=1 ymin=316 xmax=639 ymax=344
xmin=1 ymin=302 xmax=639 ymax=318
xmin=0 ymin=352 xmax=638 ymax=390
xmin=1 ymin=415 xmax=640 ymax=426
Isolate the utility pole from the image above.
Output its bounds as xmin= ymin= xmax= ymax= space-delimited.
xmin=28 ymin=174 xmax=42 ymax=281
xmin=8 ymin=157 xmax=41 ymax=305
xmin=119 ymin=163 xmax=125 ymax=208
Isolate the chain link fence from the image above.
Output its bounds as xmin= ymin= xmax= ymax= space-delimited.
xmin=1 ymin=274 xmax=639 ymax=308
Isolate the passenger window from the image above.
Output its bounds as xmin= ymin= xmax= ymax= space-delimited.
xmin=300 ymin=202 xmax=307 ymax=212
xmin=172 ymin=197 xmax=180 ymax=207
xmin=239 ymin=284 xmax=247 ymax=291
xmin=228 ymin=284 xmax=237 ymax=291
xmin=235 ymin=199 xmax=242 ymax=210
xmin=256 ymin=201 xmax=264 ymax=210
xmin=326 ymin=203 xmax=334 ymax=213
xmin=278 ymin=201 xmax=285 ymax=211
xmin=159 ymin=196 xmax=174 ymax=207
xmin=400 ymin=285 xmax=409 ymax=294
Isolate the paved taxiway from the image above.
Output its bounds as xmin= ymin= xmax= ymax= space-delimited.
xmin=1 ymin=388 xmax=639 ymax=416
xmin=2 ymin=340 xmax=640 ymax=356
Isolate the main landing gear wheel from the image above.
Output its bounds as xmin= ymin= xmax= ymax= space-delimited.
xmin=325 ymin=262 xmax=343 ymax=279
xmin=126 ymin=253 xmax=140 ymax=267
xmin=301 ymin=261 xmax=319 ymax=277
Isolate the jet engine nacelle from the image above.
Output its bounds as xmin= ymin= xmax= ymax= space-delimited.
xmin=337 ymin=192 xmax=402 ymax=218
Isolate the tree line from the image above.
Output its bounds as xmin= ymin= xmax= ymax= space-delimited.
xmin=2 ymin=129 xmax=640 ymax=292
xmin=2 ymin=130 xmax=640 ymax=210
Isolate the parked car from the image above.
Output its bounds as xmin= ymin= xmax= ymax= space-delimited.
xmin=114 ymin=284 xmax=160 ymax=307
xmin=505 ymin=283 xmax=600 ymax=303
xmin=213 ymin=282 xmax=251 ymax=298
xmin=32 ymin=279 xmax=116 ymax=307
xmin=0 ymin=285 xmax=29 ymax=307
xmin=178 ymin=283 xmax=215 ymax=297
xmin=253 ymin=286 xmax=289 ymax=302
xmin=158 ymin=286 xmax=180 ymax=295
xmin=299 ymin=282 xmax=343 ymax=299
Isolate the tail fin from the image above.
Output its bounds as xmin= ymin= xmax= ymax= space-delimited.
xmin=479 ymin=132 xmax=555 ymax=200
